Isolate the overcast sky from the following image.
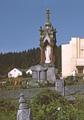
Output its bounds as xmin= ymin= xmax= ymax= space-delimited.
xmin=0 ymin=0 xmax=84 ymax=52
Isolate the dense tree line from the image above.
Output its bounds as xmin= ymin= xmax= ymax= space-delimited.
xmin=0 ymin=48 xmax=40 ymax=76
xmin=0 ymin=46 xmax=61 ymax=77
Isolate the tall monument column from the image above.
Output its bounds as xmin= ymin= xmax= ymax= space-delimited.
xmin=40 ymin=9 xmax=57 ymax=65
xmin=31 ymin=9 xmax=57 ymax=83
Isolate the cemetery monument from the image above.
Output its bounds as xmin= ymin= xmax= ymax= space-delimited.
xmin=31 ymin=9 xmax=57 ymax=83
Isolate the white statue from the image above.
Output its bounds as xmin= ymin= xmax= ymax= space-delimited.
xmin=45 ymin=45 xmax=51 ymax=63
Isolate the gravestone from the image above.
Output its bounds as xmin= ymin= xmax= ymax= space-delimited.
xmin=17 ymin=93 xmax=31 ymax=120
xmin=55 ymin=79 xmax=65 ymax=96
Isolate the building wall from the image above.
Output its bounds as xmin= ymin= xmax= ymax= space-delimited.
xmin=62 ymin=44 xmax=72 ymax=77
xmin=8 ymin=68 xmax=22 ymax=78
xmin=62 ymin=37 xmax=84 ymax=78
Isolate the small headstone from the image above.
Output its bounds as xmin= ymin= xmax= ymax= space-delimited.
xmin=17 ymin=93 xmax=30 ymax=120
xmin=55 ymin=79 xmax=65 ymax=96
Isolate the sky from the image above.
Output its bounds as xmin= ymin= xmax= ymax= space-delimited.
xmin=0 ymin=0 xmax=84 ymax=53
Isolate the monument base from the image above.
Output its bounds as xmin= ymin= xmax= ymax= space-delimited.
xmin=31 ymin=64 xmax=47 ymax=82
xmin=31 ymin=64 xmax=56 ymax=83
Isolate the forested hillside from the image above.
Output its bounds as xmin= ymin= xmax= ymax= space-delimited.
xmin=0 ymin=46 xmax=61 ymax=77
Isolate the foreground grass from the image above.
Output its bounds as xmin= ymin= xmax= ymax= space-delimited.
xmin=0 ymin=92 xmax=84 ymax=120
xmin=0 ymin=99 xmax=18 ymax=120
xmin=0 ymin=98 xmax=30 ymax=120
xmin=0 ymin=111 xmax=16 ymax=120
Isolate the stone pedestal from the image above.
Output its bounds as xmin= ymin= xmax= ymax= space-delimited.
xmin=31 ymin=64 xmax=57 ymax=83
xmin=31 ymin=65 xmax=47 ymax=82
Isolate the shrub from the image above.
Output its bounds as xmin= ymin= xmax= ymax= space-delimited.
xmin=31 ymin=89 xmax=78 ymax=120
